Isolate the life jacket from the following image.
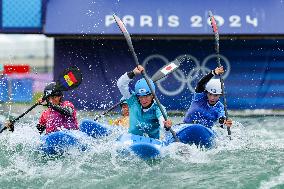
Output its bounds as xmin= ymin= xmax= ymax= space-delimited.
xmin=127 ymin=94 xmax=166 ymax=139
xmin=38 ymin=101 xmax=78 ymax=134
xmin=183 ymin=92 xmax=225 ymax=129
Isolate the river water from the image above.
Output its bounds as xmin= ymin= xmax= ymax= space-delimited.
xmin=0 ymin=113 xmax=283 ymax=189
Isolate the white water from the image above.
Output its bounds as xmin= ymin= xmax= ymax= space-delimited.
xmin=0 ymin=114 xmax=283 ymax=189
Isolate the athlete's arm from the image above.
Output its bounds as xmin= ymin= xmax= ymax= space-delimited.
xmin=196 ymin=67 xmax=225 ymax=93
xmin=117 ymin=73 xmax=132 ymax=99
xmin=117 ymin=65 xmax=144 ymax=99
xmin=195 ymin=71 xmax=215 ymax=93
xmin=47 ymin=102 xmax=74 ymax=116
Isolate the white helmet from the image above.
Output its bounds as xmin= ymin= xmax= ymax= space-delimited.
xmin=205 ymin=79 xmax=222 ymax=94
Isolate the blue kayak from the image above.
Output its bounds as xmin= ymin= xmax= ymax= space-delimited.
xmin=39 ymin=120 xmax=216 ymax=157
xmin=117 ymin=133 xmax=165 ymax=160
xmin=39 ymin=120 xmax=111 ymax=156
xmin=37 ymin=119 xmax=109 ymax=155
xmin=0 ymin=117 xmax=88 ymax=155
xmin=167 ymin=124 xmax=216 ymax=148
xmin=80 ymin=119 xmax=165 ymax=159
xmin=80 ymin=119 xmax=111 ymax=138
xmin=80 ymin=120 xmax=216 ymax=159
xmin=39 ymin=130 xmax=87 ymax=155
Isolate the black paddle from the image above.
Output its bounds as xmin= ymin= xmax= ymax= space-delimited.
xmin=0 ymin=66 xmax=82 ymax=133
xmin=208 ymin=11 xmax=231 ymax=138
xmin=113 ymin=14 xmax=180 ymax=142
xmin=94 ymin=58 xmax=181 ymax=121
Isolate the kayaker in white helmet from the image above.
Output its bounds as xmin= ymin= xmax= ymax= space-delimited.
xmin=117 ymin=65 xmax=172 ymax=139
xmin=183 ymin=66 xmax=233 ymax=129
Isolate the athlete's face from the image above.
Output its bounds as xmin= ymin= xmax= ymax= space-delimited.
xmin=121 ymin=104 xmax=129 ymax=116
xmin=138 ymin=94 xmax=153 ymax=108
xmin=48 ymin=96 xmax=61 ymax=105
xmin=207 ymin=93 xmax=220 ymax=105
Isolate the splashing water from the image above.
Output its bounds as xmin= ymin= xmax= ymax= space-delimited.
xmin=0 ymin=114 xmax=283 ymax=189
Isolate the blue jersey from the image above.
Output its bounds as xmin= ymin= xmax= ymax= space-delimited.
xmin=183 ymin=92 xmax=225 ymax=129
xmin=126 ymin=94 xmax=165 ymax=139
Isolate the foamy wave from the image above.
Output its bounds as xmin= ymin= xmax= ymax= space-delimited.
xmin=259 ymin=166 xmax=284 ymax=189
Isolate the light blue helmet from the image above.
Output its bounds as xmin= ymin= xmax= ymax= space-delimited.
xmin=135 ymin=78 xmax=155 ymax=96
xmin=120 ymin=97 xmax=127 ymax=106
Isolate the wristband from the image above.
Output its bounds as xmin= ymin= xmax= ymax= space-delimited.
xmin=127 ymin=71 xmax=135 ymax=79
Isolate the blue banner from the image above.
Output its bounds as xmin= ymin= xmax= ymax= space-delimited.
xmin=54 ymin=38 xmax=284 ymax=110
xmin=0 ymin=0 xmax=43 ymax=33
xmin=45 ymin=0 xmax=284 ymax=35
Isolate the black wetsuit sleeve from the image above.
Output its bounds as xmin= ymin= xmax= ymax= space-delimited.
xmin=195 ymin=71 xmax=215 ymax=93
xmin=47 ymin=103 xmax=74 ymax=116
xmin=127 ymin=71 xmax=135 ymax=79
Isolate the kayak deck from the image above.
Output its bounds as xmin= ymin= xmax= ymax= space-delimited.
xmin=117 ymin=133 xmax=164 ymax=159
xmin=39 ymin=130 xmax=87 ymax=155
xmin=168 ymin=124 xmax=216 ymax=148
xmin=39 ymin=120 xmax=216 ymax=158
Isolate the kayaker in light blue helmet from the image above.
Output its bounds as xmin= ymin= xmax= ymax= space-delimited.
xmin=183 ymin=66 xmax=233 ymax=129
xmin=135 ymin=78 xmax=155 ymax=97
xmin=117 ymin=65 xmax=172 ymax=139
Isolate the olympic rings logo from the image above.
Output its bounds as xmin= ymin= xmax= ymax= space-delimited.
xmin=142 ymin=54 xmax=231 ymax=96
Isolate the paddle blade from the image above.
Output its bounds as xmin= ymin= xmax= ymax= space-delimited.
xmin=151 ymin=58 xmax=182 ymax=82
xmin=208 ymin=11 xmax=219 ymax=34
xmin=113 ymin=14 xmax=130 ymax=37
xmin=208 ymin=11 xmax=220 ymax=53
xmin=56 ymin=66 xmax=82 ymax=91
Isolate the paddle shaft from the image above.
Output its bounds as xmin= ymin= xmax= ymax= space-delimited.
xmin=113 ymin=14 xmax=179 ymax=142
xmin=2 ymin=74 xmax=77 ymax=128
xmin=125 ymin=33 xmax=180 ymax=142
xmin=0 ymin=103 xmax=40 ymax=133
xmin=209 ymin=11 xmax=231 ymax=136
xmin=216 ymin=46 xmax=231 ymax=136
xmin=94 ymin=101 xmax=122 ymax=121
xmin=11 ymin=103 xmax=40 ymax=123
xmin=0 ymin=66 xmax=82 ymax=133
xmin=8 ymin=89 xmax=66 ymax=125
xmin=94 ymin=61 xmax=181 ymax=121
xmin=124 ymin=34 xmax=167 ymax=119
